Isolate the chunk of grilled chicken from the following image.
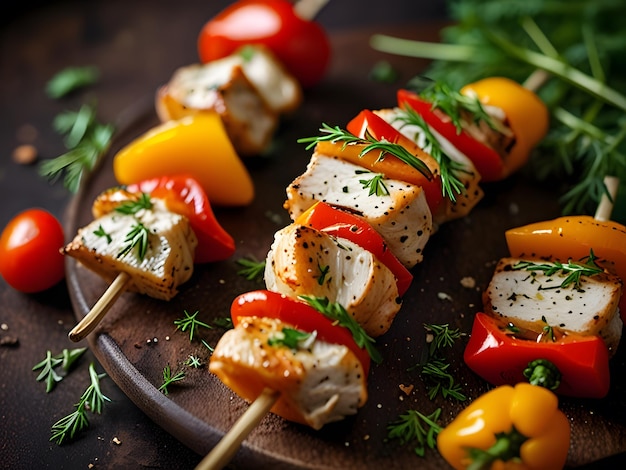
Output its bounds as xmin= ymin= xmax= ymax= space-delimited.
xmin=156 ymin=63 xmax=277 ymax=156
xmin=376 ymin=107 xmax=484 ymax=227
xmin=483 ymin=257 xmax=623 ymax=354
xmin=264 ymin=223 xmax=401 ymax=337
xmin=209 ymin=315 xmax=368 ymax=430
xmin=284 ymin=153 xmax=433 ymax=268
xmin=156 ymin=45 xmax=302 ymax=156
xmin=63 ymin=196 xmax=197 ymax=301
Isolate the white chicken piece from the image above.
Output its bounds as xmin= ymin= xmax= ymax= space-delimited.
xmin=483 ymin=257 xmax=623 ymax=354
xmin=264 ymin=223 xmax=401 ymax=337
xmin=155 ymin=44 xmax=302 ymax=156
xmin=210 ymin=315 xmax=368 ymax=430
xmin=376 ymin=107 xmax=484 ymax=227
xmin=284 ymin=153 xmax=433 ymax=268
xmin=63 ymin=195 xmax=197 ymax=301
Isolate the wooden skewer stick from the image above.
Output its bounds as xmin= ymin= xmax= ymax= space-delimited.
xmin=195 ymin=388 xmax=280 ymax=470
xmin=594 ymin=175 xmax=620 ymax=222
xmin=293 ymin=0 xmax=330 ymax=20
xmin=68 ymin=272 xmax=130 ymax=342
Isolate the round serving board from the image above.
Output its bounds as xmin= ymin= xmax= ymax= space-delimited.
xmin=65 ymin=25 xmax=626 ymax=469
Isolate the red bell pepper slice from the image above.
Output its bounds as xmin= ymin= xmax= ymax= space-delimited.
xmin=464 ymin=313 xmax=610 ymax=398
xmin=397 ymin=88 xmax=505 ymax=182
xmin=125 ymin=174 xmax=235 ymax=263
xmin=345 ymin=109 xmax=444 ymax=212
xmin=295 ymin=201 xmax=413 ymax=296
xmin=231 ymin=290 xmax=372 ymax=376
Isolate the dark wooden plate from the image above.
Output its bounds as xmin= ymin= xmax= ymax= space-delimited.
xmin=64 ymin=26 xmax=626 ymax=469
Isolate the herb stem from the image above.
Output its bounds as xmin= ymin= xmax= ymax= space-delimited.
xmin=484 ymin=29 xmax=626 ymax=113
xmin=370 ymin=35 xmax=480 ymax=62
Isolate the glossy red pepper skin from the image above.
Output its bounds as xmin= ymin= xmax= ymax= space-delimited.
xmin=346 ymin=108 xmax=444 ymax=212
xmin=197 ymin=0 xmax=330 ymax=88
xmin=295 ymin=202 xmax=413 ymax=296
xmin=464 ymin=313 xmax=611 ymax=398
xmin=125 ymin=175 xmax=235 ymax=263
xmin=231 ymin=290 xmax=371 ymax=375
xmin=397 ymin=88 xmax=505 ymax=182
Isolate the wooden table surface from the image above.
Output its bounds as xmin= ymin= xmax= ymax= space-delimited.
xmin=1 ymin=1 xmax=625 ymax=469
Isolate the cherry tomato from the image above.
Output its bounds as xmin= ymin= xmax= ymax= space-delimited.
xmin=295 ymin=201 xmax=413 ymax=296
xmin=231 ymin=290 xmax=371 ymax=375
xmin=197 ymin=0 xmax=330 ymax=88
xmin=0 ymin=209 xmax=65 ymax=293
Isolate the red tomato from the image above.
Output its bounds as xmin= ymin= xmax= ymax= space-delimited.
xmin=397 ymin=89 xmax=505 ymax=182
xmin=295 ymin=201 xmax=413 ymax=296
xmin=0 ymin=209 xmax=65 ymax=293
xmin=125 ymin=175 xmax=235 ymax=263
xmin=197 ymin=0 xmax=330 ymax=88
xmin=231 ymin=290 xmax=371 ymax=375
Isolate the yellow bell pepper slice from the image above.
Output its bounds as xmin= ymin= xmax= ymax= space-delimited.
xmin=437 ymin=383 xmax=570 ymax=470
xmin=461 ymin=77 xmax=549 ymax=179
xmin=113 ymin=113 xmax=254 ymax=207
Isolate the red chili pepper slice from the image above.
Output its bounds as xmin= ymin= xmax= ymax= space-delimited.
xmin=231 ymin=290 xmax=371 ymax=375
xmin=397 ymin=88 xmax=505 ymax=182
xmin=126 ymin=174 xmax=235 ymax=263
xmin=295 ymin=201 xmax=413 ymax=296
xmin=464 ymin=313 xmax=610 ymax=398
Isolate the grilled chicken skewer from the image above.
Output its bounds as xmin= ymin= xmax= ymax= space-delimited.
xmin=65 ymin=176 xmax=235 ymax=342
xmin=200 ymin=76 xmax=554 ymax=468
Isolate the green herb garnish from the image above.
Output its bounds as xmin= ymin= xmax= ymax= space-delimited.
xmin=174 ymin=310 xmax=211 ymax=342
xmin=118 ymin=221 xmax=150 ymax=261
xmin=158 ymin=365 xmax=186 ymax=395
xmin=46 ymin=66 xmax=99 ymax=99
xmin=394 ymin=106 xmax=467 ymax=201
xmin=236 ymin=256 xmax=266 ymax=281
xmin=386 ymin=408 xmax=443 ymax=457
xmin=114 ymin=193 xmax=153 ymax=215
xmin=268 ymin=327 xmax=312 ymax=350
xmin=298 ymin=123 xmax=433 ymax=180
xmin=49 ymin=363 xmax=109 ymax=445
xmin=512 ymin=250 xmax=604 ymax=290
xmin=33 ymin=348 xmax=87 ymax=393
xmin=299 ymin=295 xmax=382 ymax=364
xmin=39 ymin=103 xmax=114 ymax=193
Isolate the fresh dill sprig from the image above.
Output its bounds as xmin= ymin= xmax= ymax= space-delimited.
xmin=512 ymin=249 xmax=604 ymax=290
xmin=39 ymin=103 xmax=114 ymax=193
xmin=184 ymin=355 xmax=203 ymax=368
xmin=93 ymin=224 xmax=112 ymax=243
xmin=297 ymin=123 xmax=433 ymax=180
xmin=386 ymin=408 xmax=443 ymax=457
xmin=409 ymin=77 xmax=499 ymax=132
xmin=114 ymin=193 xmax=153 ymax=215
xmin=117 ymin=221 xmax=149 ymax=261
xmin=409 ymin=323 xmax=466 ymax=401
xmin=359 ymin=172 xmax=390 ymax=196
xmin=33 ymin=347 xmax=87 ymax=393
xmin=158 ymin=365 xmax=186 ymax=395
xmin=300 ymin=295 xmax=382 ymax=364
xmin=174 ymin=310 xmax=212 ymax=342
xmin=236 ymin=256 xmax=266 ymax=281
xmin=49 ymin=363 xmax=110 ymax=445
xmin=393 ymin=106 xmax=467 ymax=201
